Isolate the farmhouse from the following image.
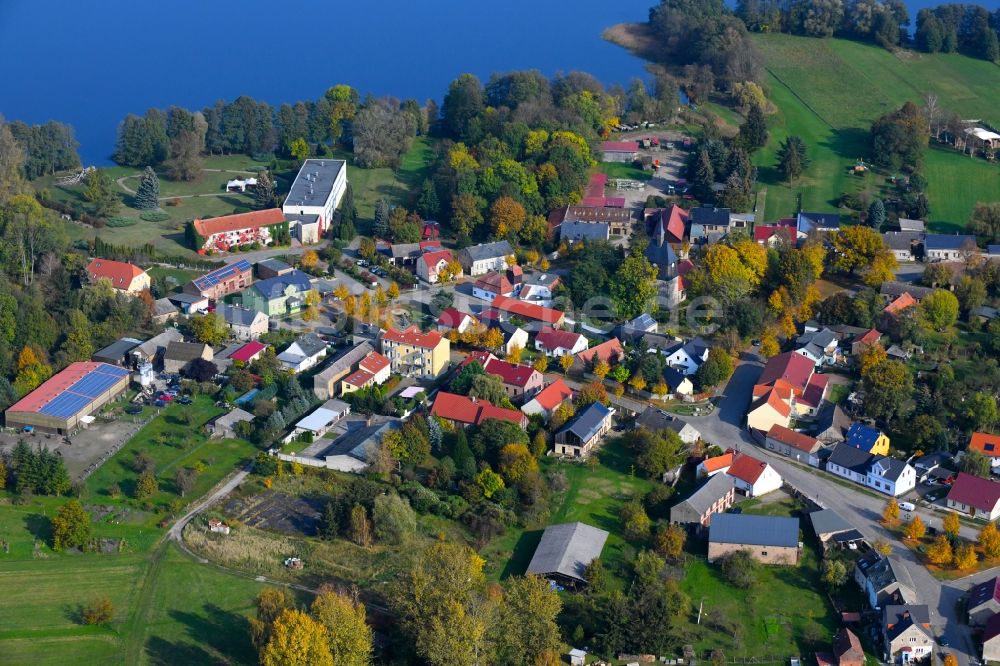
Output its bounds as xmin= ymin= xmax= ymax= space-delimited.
xmin=554 ymin=402 xmax=614 ymax=458
xmin=380 ymin=326 xmax=450 ymax=379
xmin=815 ymin=628 xmax=865 ymax=666
xmin=189 ymin=208 xmax=287 ymax=253
xmin=855 ymin=552 xmax=916 ymax=609
xmin=457 ymin=240 xmax=513 ymax=277
xmin=746 ymin=352 xmax=829 ymax=432
xmin=689 ymin=206 xmax=732 ymax=241
xmin=465 ymin=351 xmax=544 ymax=401
xmin=339 ymin=351 xmax=391 ymax=395
xmin=600 ymin=140 xmax=639 ymax=162
xmin=698 ymin=452 xmax=735 ymax=478
xmin=430 ymin=392 xmax=527 ymax=428
xmin=670 ymin=473 xmax=735 ymax=527
xmin=924 ymin=234 xmax=977 ymax=262
xmin=883 ymin=605 xmax=932 ymax=664
xmin=525 ymin=521 xmax=609 ymax=589
xmin=436 ymin=308 xmax=477 ymax=334
xmin=882 ymin=231 xmax=922 ymax=262
xmin=521 ymin=379 xmax=574 ymax=422
xmin=707 ymin=513 xmax=800 ymax=565
xmin=207 ymin=408 xmax=254 ymax=439
xmin=765 ymin=424 xmax=822 ymax=466
xmin=185 ymin=260 xmax=254 ymax=301
xmin=277 ymin=334 xmax=327 ymax=373
xmin=635 ymin=408 xmax=701 ymax=445
xmin=825 ymin=444 xmax=916 ymax=496
xmin=725 ymin=453 xmax=782 ymax=497
xmin=5 ymin=362 xmax=130 ymax=434
xmin=574 ymin=338 xmax=625 ymax=370
xmin=851 ymin=328 xmax=882 ymax=356
xmin=416 ymin=249 xmax=457 ymax=284
xmin=218 ymin=305 xmax=268 ymax=340
xmin=491 ymin=295 xmax=565 ymax=329
xmin=312 ymin=341 xmax=375 ymax=400
xmin=85 ymin=258 xmax=150 ymax=294
xmin=946 ymin=472 xmax=1000 ymax=521
xmin=795 ymin=327 xmax=840 ymax=366
xmin=472 ymin=271 xmax=515 ymax=301
xmin=663 ymin=338 xmax=709 ymax=375
xmin=281 ymin=159 xmax=347 ymax=235
xmin=535 ymin=327 xmax=588 ymax=357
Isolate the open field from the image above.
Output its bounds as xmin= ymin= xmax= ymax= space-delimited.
xmin=597 ymin=161 xmax=653 ymax=182
xmin=752 ymin=33 xmax=1000 ymax=228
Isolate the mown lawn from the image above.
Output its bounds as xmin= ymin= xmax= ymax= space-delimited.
xmin=753 ymin=33 xmax=1000 ymax=228
xmin=597 ymin=161 xmax=653 ymax=182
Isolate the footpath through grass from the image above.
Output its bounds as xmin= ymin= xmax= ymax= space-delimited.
xmin=753 ymin=33 xmax=1000 ymax=228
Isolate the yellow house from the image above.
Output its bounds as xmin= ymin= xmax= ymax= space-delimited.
xmin=845 ymin=423 xmax=890 ymax=456
xmin=747 ymin=388 xmax=792 ymax=433
xmin=380 ymin=326 xmax=450 ymax=379
xmin=85 ymin=258 xmax=151 ymax=295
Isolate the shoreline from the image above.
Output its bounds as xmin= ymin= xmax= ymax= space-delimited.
xmin=601 ymin=22 xmax=659 ymax=60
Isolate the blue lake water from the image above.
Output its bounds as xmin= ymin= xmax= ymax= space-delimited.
xmin=0 ymin=0 xmax=651 ymax=164
xmin=0 ymin=0 xmax=961 ymax=164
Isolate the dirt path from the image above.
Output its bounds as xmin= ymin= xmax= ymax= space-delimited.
xmin=116 ymin=168 xmax=257 ymax=200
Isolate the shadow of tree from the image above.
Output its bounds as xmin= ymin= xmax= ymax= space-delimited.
xmin=166 ymin=603 xmax=255 ymax=664
xmin=24 ymin=513 xmax=52 ymax=543
xmin=501 ymin=529 xmax=543 ymax=580
xmin=144 ymin=636 xmax=218 ymax=666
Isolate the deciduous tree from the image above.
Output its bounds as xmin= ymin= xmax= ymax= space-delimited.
xmin=905 ymin=515 xmax=926 ymax=540
xmin=979 ymin=522 xmax=1000 ymax=559
xmin=311 ymin=587 xmax=373 ymax=666
xmin=943 ymin=511 xmax=960 ymax=537
xmin=261 ymin=609 xmax=333 ymax=666
xmin=926 ymin=534 xmax=953 ymax=565
xmin=51 ymin=499 xmax=91 ymax=550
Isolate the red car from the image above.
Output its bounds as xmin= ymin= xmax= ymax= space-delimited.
xmin=157 ymin=393 xmax=175 ymax=402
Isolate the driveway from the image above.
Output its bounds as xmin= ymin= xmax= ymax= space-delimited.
xmin=684 ymin=363 xmax=985 ymax=666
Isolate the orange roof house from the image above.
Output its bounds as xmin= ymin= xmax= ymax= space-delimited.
xmin=575 ymin=338 xmax=625 ymax=369
xmin=883 ymin=292 xmax=917 ymax=316
xmin=521 ymin=379 xmax=574 ymax=422
xmin=491 ymin=295 xmax=565 ymax=327
xmin=431 ymin=392 xmax=528 ymax=428
xmin=747 ymin=352 xmax=828 ymax=432
xmin=85 ymin=258 xmax=150 ymax=294
xmin=191 ymin=208 xmax=286 ymax=253
xmin=970 ymin=432 xmax=1000 ymax=467
xmin=697 ymin=452 xmax=735 ymax=477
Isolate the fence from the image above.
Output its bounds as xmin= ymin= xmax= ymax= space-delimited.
xmin=78 ymin=416 xmax=153 ymax=481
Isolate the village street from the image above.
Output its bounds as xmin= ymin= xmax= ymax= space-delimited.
xmin=685 ymin=362 xmax=991 ymax=666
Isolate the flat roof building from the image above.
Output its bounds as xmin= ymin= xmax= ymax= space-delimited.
xmin=5 ymin=362 xmax=130 ymax=434
xmin=282 ymin=159 xmax=347 ymax=236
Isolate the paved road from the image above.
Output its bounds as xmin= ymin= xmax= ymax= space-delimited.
xmin=684 ymin=363 xmax=988 ymax=666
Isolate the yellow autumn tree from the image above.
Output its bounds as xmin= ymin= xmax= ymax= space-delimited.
xmin=759 ymin=329 xmax=780 ymax=358
xmin=629 ymin=374 xmax=647 ymax=393
xmin=310 ymin=587 xmax=373 ymax=666
xmin=261 ymin=609 xmax=333 ymax=666
xmin=943 ymin=511 xmax=960 ymax=537
xmin=506 ymin=345 xmax=523 ymax=364
xmin=904 ymin=515 xmax=926 ymax=541
xmin=592 ymin=359 xmax=610 ymax=379
xmin=334 ymin=284 xmax=350 ymax=301
xmin=980 ymin=522 xmax=1000 ymax=559
xmin=483 ymin=327 xmax=504 ymax=351
xmin=300 ymin=250 xmax=319 ymax=269
xmin=559 ymin=354 xmax=574 ymax=374
xmin=490 ymin=196 xmax=526 ymax=238
xmin=882 ymin=500 xmax=900 ymax=526
xmin=533 ymin=356 xmax=548 ymax=373
xmin=953 ymin=542 xmax=978 ymax=571
xmin=926 ymin=534 xmax=953 ymax=566
xmin=387 ymin=282 xmax=400 ymax=300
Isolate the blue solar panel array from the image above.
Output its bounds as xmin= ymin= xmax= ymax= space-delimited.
xmin=37 ymin=364 xmax=129 ymax=419
xmin=193 ymin=260 xmax=252 ymax=291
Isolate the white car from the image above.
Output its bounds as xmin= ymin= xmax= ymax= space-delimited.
xmin=898 ymin=501 xmax=916 ymax=512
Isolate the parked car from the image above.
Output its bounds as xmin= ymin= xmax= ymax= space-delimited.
xmin=177 ymin=397 xmax=192 ymax=405
xmin=153 ymin=399 xmax=167 ymax=407
xmin=898 ymin=501 xmax=916 ymax=512
xmin=157 ymin=393 xmax=175 ymax=402
xmin=125 ymin=404 xmax=143 ymax=415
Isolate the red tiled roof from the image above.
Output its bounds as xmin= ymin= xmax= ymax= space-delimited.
xmin=604 ymin=196 xmax=626 ymax=207
xmin=727 ymin=453 xmax=769 ymax=485
xmin=418 ymin=249 xmax=453 ymax=274
xmin=482 ymin=358 xmax=540 ymax=389
xmin=359 ymin=351 xmax=389 ymax=375
xmin=535 ymin=327 xmax=585 ymax=352
xmin=662 ymin=205 xmax=687 ymax=242
xmin=491 ymin=295 xmax=564 ymax=324
xmin=575 ymin=338 xmax=624 ymax=366
xmin=382 ymin=325 xmax=443 ymax=349
xmin=582 ymin=196 xmax=608 ymax=207
xmin=342 ymin=368 xmax=374 ymax=387
xmin=969 ymin=432 xmax=1000 ymax=458
xmin=230 ymin=341 xmax=266 ymax=363
xmin=854 ymin=328 xmax=882 ymax=346
xmin=85 ymin=258 xmax=145 ymax=288
xmin=750 ymin=387 xmax=792 ymax=418
xmin=530 ymin=380 xmax=574 ymax=411
xmin=701 ymin=452 xmax=734 ymax=473
xmin=601 ymin=141 xmax=639 ymax=152
xmin=767 ymin=424 xmax=820 ymax=452
xmin=883 ymin=292 xmax=917 ymax=315
xmin=758 ymin=352 xmax=815 ymax=392
xmin=800 ymin=373 xmax=829 ymax=408
xmin=475 ymin=272 xmax=513 ymax=295
xmin=430 ymin=391 xmax=525 ymax=427
xmin=193 ymin=208 xmax=285 ymax=237
xmin=419 ymin=240 xmax=442 ymax=251
xmin=585 ymin=172 xmax=607 ymax=199
xmin=437 ymin=308 xmax=472 ymax=329
xmin=947 ymin=472 xmax=1000 ymax=513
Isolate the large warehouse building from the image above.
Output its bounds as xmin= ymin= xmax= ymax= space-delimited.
xmin=5 ymin=362 xmax=130 ymax=434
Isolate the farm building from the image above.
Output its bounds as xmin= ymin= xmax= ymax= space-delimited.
xmin=600 ymin=140 xmax=639 ymax=162
xmin=708 ymin=513 xmax=800 ymax=565
xmin=189 ymin=209 xmax=287 ymax=253
xmin=185 ymin=260 xmax=254 ymax=301
xmin=5 ymin=362 xmax=130 ymax=434
xmin=525 ymin=521 xmax=609 ymax=589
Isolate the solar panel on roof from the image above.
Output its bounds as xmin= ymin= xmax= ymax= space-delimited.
xmin=194 ymin=260 xmax=252 ymax=289
xmin=39 ymin=393 xmax=92 ymax=418
xmin=68 ymin=372 xmax=123 ymax=399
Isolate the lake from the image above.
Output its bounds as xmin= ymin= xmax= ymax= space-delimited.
xmin=0 ymin=0 xmax=954 ymax=164
xmin=0 ymin=0 xmax=651 ymax=164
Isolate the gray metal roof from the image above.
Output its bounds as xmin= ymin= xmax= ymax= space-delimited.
xmin=286 ymin=333 xmax=326 ymax=359
xmin=690 ymin=206 xmax=731 ymax=227
xmin=880 ymin=281 xmax=934 ymax=299
xmin=164 ymin=341 xmax=210 ymax=362
xmin=924 ymin=234 xmax=976 ymax=251
xmin=827 ymin=442 xmax=874 ymax=472
xmin=678 ymin=473 xmax=734 ymax=516
xmin=809 ymin=509 xmax=852 ymax=536
xmin=258 ymin=258 xmax=292 ymax=272
xmin=135 ymin=328 xmax=183 ymax=358
xmin=522 ymin=272 xmax=560 ymax=288
xmin=219 ymin=304 xmax=265 ymax=327
xmin=525 ymin=521 xmax=609 ymax=582
xmin=459 ymin=240 xmax=513 ymax=263
xmin=93 ymin=337 xmax=143 ymax=362
xmin=709 ymin=513 xmax=799 ymax=548
xmin=284 ymin=159 xmax=346 ymax=208
xmin=882 ymin=231 xmax=922 ymax=251
xmin=252 ymin=270 xmax=312 ymax=299
xmin=561 ymin=221 xmax=609 ymax=241
xmin=315 ymin=341 xmax=375 ymax=382
xmin=558 ymin=402 xmax=613 ymax=442
xmin=898 ymin=218 xmax=925 ymax=232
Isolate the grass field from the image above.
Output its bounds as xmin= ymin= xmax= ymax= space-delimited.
xmin=597 ymin=161 xmax=654 ymax=182
xmin=753 ymin=34 xmax=1000 ymax=228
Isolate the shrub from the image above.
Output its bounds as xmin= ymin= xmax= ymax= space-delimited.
xmin=81 ymin=596 xmax=114 ymax=625
xmin=105 ymin=216 xmax=138 ymax=227
xmin=140 ymin=211 xmax=170 ymax=222
xmin=720 ymin=549 xmax=759 ymax=588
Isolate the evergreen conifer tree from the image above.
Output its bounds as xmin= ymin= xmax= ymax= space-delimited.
xmin=133 ymin=167 xmax=160 ymax=209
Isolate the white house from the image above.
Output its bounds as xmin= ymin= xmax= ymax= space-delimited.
xmin=277 ymin=333 xmax=328 ymax=373
xmin=924 ymin=234 xmax=977 ymax=262
xmin=726 ymin=453 xmax=783 ymax=497
xmin=416 ymin=250 xmax=456 ymax=284
xmin=534 ymin=327 xmax=588 ymax=357
xmin=282 ymin=159 xmax=347 ymax=236
xmin=794 ymin=327 xmax=840 ymax=367
xmin=664 ymin=339 xmax=709 ymax=376
xmin=503 ymin=327 xmax=530 ymax=357
xmin=826 ymin=444 xmax=916 ymax=497
xmin=472 ymin=271 xmax=514 ymax=301
xmin=457 ymin=240 xmax=513 ymax=277
xmin=519 ymin=272 xmax=561 ymax=308
xmin=218 ymin=304 xmax=269 ymax=341
xmin=697 ymin=452 xmax=734 ymax=478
